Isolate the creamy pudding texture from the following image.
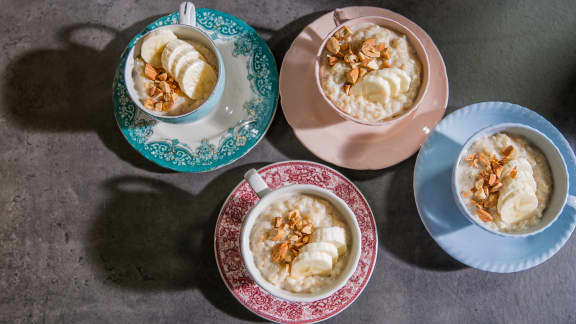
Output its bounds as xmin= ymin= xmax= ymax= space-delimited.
xmin=133 ymin=33 xmax=218 ymax=116
xmin=249 ymin=194 xmax=350 ymax=293
xmin=458 ymin=133 xmax=553 ymax=232
xmin=320 ymin=23 xmax=422 ymax=122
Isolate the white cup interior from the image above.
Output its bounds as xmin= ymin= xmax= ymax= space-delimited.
xmin=240 ymin=184 xmax=362 ymax=303
xmin=453 ymin=123 xmax=569 ymax=237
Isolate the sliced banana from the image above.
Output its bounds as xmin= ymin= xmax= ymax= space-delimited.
xmin=498 ymin=191 xmax=539 ymax=223
xmin=350 ymin=73 xmax=391 ymax=104
xmin=161 ymin=39 xmax=192 ymax=73
xmin=299 ymin=242 xmax=339 ymax=261
xmin=391 ymin=68 xmax=412 ymax=92
xmin=313 ymin=226 xmax=347 ymax=254
xmin=140 ymin=29 xmax=177 ymax=67
xmin=290 ymin=251 xmax=333 ymax=278
xmin=171 ymin=46 xmax=206 ymax=81
xmin=178 ymin=60 xmax=218 ymax=100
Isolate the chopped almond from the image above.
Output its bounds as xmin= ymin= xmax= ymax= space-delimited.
xmin=326 ymin=37 xmax=340 ymax=54
xmin=495 ymin=166 xmax=503 ymax=178
xmin=159 ymin=81 xmax=171 ymax=93
xmin=288 ymin=235 xmax=299 ymax=241
xmin=272 ymin=242 xmax=289 ymax=263
xmin=288 ymin=210 xmax=301 ymax=227
xmin=359 ymin=68 xmax=368 ymax=78
xmin=157 ymin=73 xmax=168 ymax=81
xmin=301 ymin=225 xmax=312 ymax=234
xmin=490 ymin=182 xmax=503 ymax=192
xmin=475 ymin=178 xmax=484 ymax=190
xmin=488 ymin=174 xmax=497 ymax=186
xmin=144 ymin=63 xmax=158 ymax=80
xmin=273 ymin=217 xmax=283 ymax=228
xmin=510 ymin=167 xmax=517 ymax=179
xmin=144 ymin=98 xmax=155 ymax=109
xmin=154 ymin=102 xmax=163 ymax=112
xmin=381 ymin=47 xmax=391 ymax=60
xmin=269 ymin=228 xmax=284 ymax=241
xmin=501 ymin=145 xmax=514 ymax=157
xmin=382 ymin=61 xmax=392 ymax=68
xmin=464 ymin=153 xmax=477 ymax=161
xmin=328 ymin=55 xmax=339 ymax=66
xmin=478 ymin=153 xmax=490 ymax=167
xmin=477 ymin=208 xmax=494 ymax=222
xmin=347 ymin=68 xmax=360 ymax=84
xmin=376 ymin=43 xmax=386 ymax=51
xmin=344 ymin=84 xmax=351 ymax=95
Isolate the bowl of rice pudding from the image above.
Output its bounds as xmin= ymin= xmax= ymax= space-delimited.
xmin=452 ymin=123 xmax=570 ymax=237
xmin=315 ymin=14 xmax=430 ymax=125
xmin=124 ymin=2 xmax=226 ymax=123
xmin=240 ymin=169 xmax=362 ymax=302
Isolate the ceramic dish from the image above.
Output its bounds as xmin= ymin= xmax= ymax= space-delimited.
xmin=214 ymin=161 xmax=377 ymax=323
xmin=452 ymin=123 xmax=568 ymax=237
xmin=414 ymin=102 xmax=576 ymax=273
xmin=123 ymin=3 xmax=227 ymax=123
xmin=240 ymin=169 xmax=362 ymax=302
xmin=279 ymin=6 xmax=448 ymax=170
xmin=113 ymin=9 xmax=278 ymax=172
xmin=314 ymin=15 xmax=430 ymax=126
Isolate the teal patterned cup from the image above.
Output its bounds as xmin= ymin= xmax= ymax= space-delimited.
xmin=123 ymin=2 xmax=226 ymax=124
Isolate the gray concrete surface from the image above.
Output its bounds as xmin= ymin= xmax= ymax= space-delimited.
xmin=1 ymin=0 xmax=576 ymax=323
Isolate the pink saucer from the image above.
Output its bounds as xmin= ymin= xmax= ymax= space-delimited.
xmin=280 ymin=7 xmax=449 ymax=170
xmin=214 ymin=161 xmax=377 ymax=323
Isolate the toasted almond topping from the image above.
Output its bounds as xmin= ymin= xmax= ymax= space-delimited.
xmin=284 ymin=254 xmax=292 ymax=262
xmin=144 ymin=98 xmax=155 ymax=109
xmin=302 ymin=235 xmax=310 ymax=243
xmin=359 ymin=68 xmax=368 ymax=78
xmin=154 ymin=102 xmax=163 ymax=112
xmin=477 ymin=208 xmax=494 ymax=222
xmin=326 ymin=37 xmax=340 ymax=54
xmin=157 ymin=73 xmax=168 ymax=81
xmin=474 ymin=188 xmax=487 ymax=200
xmin=475 ymin=178 xmax=484 ymax=190
xmin=495 ymin=166 xmax=503 ymax=178
xmin=334 ymin=26 xmax=352 ymax=39
xmin=147 ymin=86 xmax=158 ymax=97
xmin=490 ymin=182 xmax=503 ymax=192
xmin=488 ymin=174 xmax=497 ymax=186
xmin=288 ymin=235 xmax=299 ymax=241
xmin=347 ymin=68 xmax=360 ymax=84
xmin=344 ymin=53 xmax=358 ymax=64
xmin=462 ymin=191 xmax=472 ymax=198
xmin=301 ymin=225 xmax=312 ymax=235
xmin=381 ymin=47 xmax=391 ymax=60
xmin=344 ymin=84 xmax=351 ymax=95
xmin=510 ymin=166 xmax=517 ymax=179
xmin=144 ymin=63 xmax=158 ymax=80
xmin=472 ymin=159 xmax=480 ymax=168
xmin=464 ymin=153 xmax=477 ymax=161
xmin=288 ymin=210 xmax=301 ymax=227
xmin=483 ymin=185 xmax=490 ymax=196
xmin=478 ymin=153 xmax=490 ymax=166
xmin=272 ymin=241 xmax=289 ymax=263
xmin=159 ymin=81 xmax=171 ymax=93
xmin=501 ymin=145 xmax=514 ymax=157
xmin=273 ymin=217 xmax=283 ymax=228
xmin=376 ymin=43 xmax=386 ymax=52
xmin=328 ymin=55 xmax=339 ymax=66
xmin=269 ymin=228 xmax=284 ymax=241
xmin=382 ymin=61 xmax=392 ymax=68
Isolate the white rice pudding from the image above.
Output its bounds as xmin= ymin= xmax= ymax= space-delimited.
xmin=250 ymin=194 xmax=350 ymax=293
xmin=320 ymin=23 xmax=422 ymax=122
xmin=132 ymin=41 xmax=217 ymax=116
xmin=457 ymin=133 xmax=552 ymax=232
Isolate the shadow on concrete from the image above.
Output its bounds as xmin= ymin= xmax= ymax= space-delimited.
xmin=1 ymin=18 xmax=173 ymax=173
xmin=84 ymin=163 xmax=268 ymax=322
xmin=379 ymin=156 xmax=466 ymax=271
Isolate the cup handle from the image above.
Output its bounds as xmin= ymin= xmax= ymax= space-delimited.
xmin=244 ymin=169 xmax=271 ymax=199
xmin=333 ymin=8 xmax=353 ymax=26
xmin=567 ymin=195 xmax=576 ymax=209
xmin=179 ymin=1 xmax=196 ymax=26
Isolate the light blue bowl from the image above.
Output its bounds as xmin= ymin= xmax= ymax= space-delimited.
xmin=123 ymin=14 xmax=225 ymax=123
xmin=452 ymin=123 xmax=569 ymax=238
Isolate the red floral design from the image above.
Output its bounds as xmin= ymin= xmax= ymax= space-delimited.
xmin=214 ymin=161 xmax=377 ymax=323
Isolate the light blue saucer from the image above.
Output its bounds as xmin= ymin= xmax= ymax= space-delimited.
xmin=414 ymin=102 xmax=576 ymax=272
xmin=113 ymin=9 xmax=278 ymax=172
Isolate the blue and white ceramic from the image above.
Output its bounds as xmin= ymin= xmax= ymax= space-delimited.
xmin=124 ymin=3 xmax=226 ymax=123
xmin=452 ymin=123 xmax=570 ymax=238
xmin=113 ymin=9 xmax=278 ymax=172
xmin=414 ymin=102 xmax=576 ymax=272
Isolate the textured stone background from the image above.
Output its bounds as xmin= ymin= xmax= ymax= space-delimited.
xmin=1 ymin=0 xmax=575 ymax=323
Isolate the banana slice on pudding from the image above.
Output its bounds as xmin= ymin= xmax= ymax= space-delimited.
xmin=290 ymin=251 xmax=333 ymax=278
xmin=178 ymin=60 xmax=218 ymax=100
xmin=350 ymin=68 xmax=412 ymax=104
xmin=161 ymin=39 xmax=193 ymax=73
xmin=299 ymin=242 xmax=339 ymax=261
xmin=140 ymin=29 xmax=177 ymax=67
xmin=312 ymin=226 xmax=347 ymax=254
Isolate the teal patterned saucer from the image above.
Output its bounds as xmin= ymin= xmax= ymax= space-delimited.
xmin=113 ymin=9 xmax=278 ymax=172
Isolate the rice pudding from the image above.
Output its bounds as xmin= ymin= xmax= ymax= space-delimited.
xmin=320 ymin=23 xmax=422 ymax=122
xmin=457 ymin=132 xmax=553 ymax=232
xmin=132 ymin=29 xmax=218 ymax=116
xmin=249 ymin=194 xmax=350 ymax=293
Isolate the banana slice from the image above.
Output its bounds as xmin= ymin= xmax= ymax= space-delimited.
xmin=502 ymin=158 xmax=532 ymax=176
xmin=161 ymin=39 xmax=192 ymax=73
xmin=498 ymin=191 xmax=538 ymax=223
xmin=291 ymin=251 xmax=333 ymax=278
xmin=350 ymin=73 xmax=391 ymax=104
xmin=178 ymin=60 xmax=218 ymax=100
xmin=140 ymin=29 xmax=177 ymax=67
xmin=299 ymin=242 xmax=339 ymax=261
xmin=313 ymin=227 xmax=347 ymax=254
xmin=170 ymin=46 xmax=206 ymax=80
xmin=390 ymin=68 xmax=412 ymax=92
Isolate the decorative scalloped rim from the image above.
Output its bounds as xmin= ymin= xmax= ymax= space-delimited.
xmin=112 ymin=9 xmax=278 ymax=172
xmin=214 ymin=161 xmax=378 ymax=323
xmin=414 ymin=101 xmax=576 ymax=273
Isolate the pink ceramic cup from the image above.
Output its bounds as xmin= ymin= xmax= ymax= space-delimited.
xmin=314 ymin=10 xmax=431 ymax=126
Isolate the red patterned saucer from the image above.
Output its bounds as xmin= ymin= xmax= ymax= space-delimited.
xmin=214 ymin=161 xmax=377 ymax=323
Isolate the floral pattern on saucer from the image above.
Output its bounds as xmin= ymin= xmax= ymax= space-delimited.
xmin=215 ymin=161 xmax=378 ymax=323
xmin=113 ymin=9 xmax=278 ymax=172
